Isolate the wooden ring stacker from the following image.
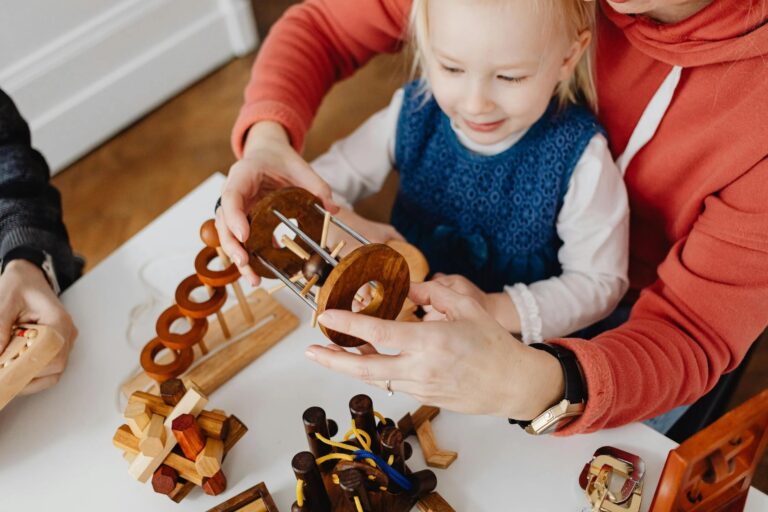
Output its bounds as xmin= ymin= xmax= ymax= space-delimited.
xmin=139 ymin=337 xmax=194 ymax=383
xmin=245 ymin=187 xmax=323 ymax=279
xmin=316 ymin=244 xmax=409 ymax=347
xmin=155 ymin=304 xmax=208 ymax=351
xmin=194 ymin=246 xmax=240 ymax=287
xmin=175 ymin=274 xmax=227 ymax=319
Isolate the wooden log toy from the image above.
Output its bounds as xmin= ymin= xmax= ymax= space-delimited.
xmin=398 ymin=406 xmax=457 ymax=470
xmin=244 ymin=187 xmax=424 ymax=347
xmin=112 ymin=379 xmax=248 ymax=503
xmin=207 ymin=482 xmax=280 ymax=512
xmin=121 ymin=218 xmax=300 ymax=399
xmin=0 ymin=325 xmax=66 ymax=411
xmin=289 ymin=394 xmax=453 ymax=512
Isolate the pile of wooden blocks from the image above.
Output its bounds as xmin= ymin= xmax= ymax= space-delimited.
xmin=112 ymin=378 xmax=248 ymax=502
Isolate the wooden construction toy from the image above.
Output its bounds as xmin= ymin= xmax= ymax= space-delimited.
xmin=289 ymin=393 xmax=454 ymax=512
xmin=579 ymin=447 xmax=645 ymax=512
xmin=650 ymin=388 xmax=768 ymax=511
xmin=244 ymin=187 xmax=414 ymax=347
xmin=0 ymin=324 xmax=66 ymax=411
xmin=121 ymin=218 xmax=299 ymax=399
xmin=112 ymin=378 xmax=248 ymax=503
xmin=397 ymin=406 xmax=457 ymax=470
xmin=207 ymin=482 xmax=280 ymax=512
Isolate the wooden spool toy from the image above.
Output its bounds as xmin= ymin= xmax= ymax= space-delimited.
xmin=112 ymin=378 xmax=249 ymax=503
xmin=244 ymin=187 xmax=415 ymax=347
xmin=289 ymin=394 xmax=454 ymax=512
xmin=122 ymin=218 xmax=299 ymax=399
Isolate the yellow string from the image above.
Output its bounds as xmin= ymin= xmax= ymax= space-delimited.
xmin=374 ymin=410 xmax=388 ymax=426
xmin=332 ymin=474 xmax=340 ymax=485
xmin=354 ymin=496 xmax=364 ymax=512
xmin=296 ymin=479 xmax=304 ymax=507
xmin=314 ymin=432 xmax=360 ymax=453
xmin=387 ymin=454 xmax=394 ymax=466
xmin=316 ymin=452 xmax=355 ymax=465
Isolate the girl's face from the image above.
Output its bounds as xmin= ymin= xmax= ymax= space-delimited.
xmin=424 ymin=0 xmax=587 ymax=146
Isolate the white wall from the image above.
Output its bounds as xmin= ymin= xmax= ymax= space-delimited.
xmin=0 ymin=0 xmax=259 ymax=173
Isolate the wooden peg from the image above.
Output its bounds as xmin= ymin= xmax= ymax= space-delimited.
xmin=140 ymin=413 xmax=167 ymax=457
xmin=417 ymin=492 xmax=455 ymax=512
xmin=152 ymin=465 xmax=179 ymax=495
xmin=124 ymin=402 xmax=151 ymax=437
xmin=330 ymin=240 xmax=345 ymax=258
xmin=172 ymin=413 xmax=206 ymax=460
xmin=195 ymin=437 xmax=224 ymax=478
xmin=160 ymin=378 xmax=187 ymax=407
xmin=202 ymin=469 xmax=228 ymax=496
xmin=281 ymin=235 xmax=311 ymax=261
xmin=320 ymin=211 xmax=331 ymax=249
xmin=300 ymin=275 xmax=319 ymax=297
xmin=267 ymin=272 xmax=302 ymax=295
xmin=205 ymin=284 xmax=231 ymax=339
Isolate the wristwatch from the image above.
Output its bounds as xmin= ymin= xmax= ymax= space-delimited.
xmin=509 ymin=343 xmax=586 ymax=435
xmin=1 ymin=245 xmax=61 ymax=295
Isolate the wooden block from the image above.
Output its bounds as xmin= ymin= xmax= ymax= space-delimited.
xmin=169 ymin=415 xmax=249 ymax=503
xmin=398 ymin=405 xmax=441 ymax=436
xmin=124 ymin=402 xmax=151 ymax=437
xmin=152 ymin=465 xmax=178 ymax=495
xmin=128 ymin=387 xmax=208 ymax=483
xmin=417 ymin=492 xmax=455 ymax=512
xmin=172 ymin=413 xmax=206 ymax=460
xmin=139 ymin=413 xmax=167 ymax=457
xmin=416 ymin=421 xmax=457 ymax=469
xmin=121 ymin=289 xmax=298 ymax=399
xmin=202 ymin=469 xmax=227 ymax=496
xmin=160 ymin=378 xmax=187 ymax=406
xmin=195 ymin=437 xmax=224 ymax=478
xmin=129 ymin=391 xmax=229 ymax=440
xmin=123 ymin=451 xmax=136 ymax=464
xmin=206 ymin=482 xmax=280 ymax=512
xmin=0 ymin=325 xmax=66 ymax=411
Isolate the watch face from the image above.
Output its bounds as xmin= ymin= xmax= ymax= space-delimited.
xmin=526 ymin=400 xmax=585 ymax=435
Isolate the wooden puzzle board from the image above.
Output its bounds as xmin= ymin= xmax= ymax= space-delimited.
xmin=1 ymin=175 xmax=765 ymax=511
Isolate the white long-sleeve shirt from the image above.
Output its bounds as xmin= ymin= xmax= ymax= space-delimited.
xmin=311 ymin=89 xmax=629 ymax=342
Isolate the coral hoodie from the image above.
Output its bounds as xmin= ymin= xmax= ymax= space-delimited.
xmin=232 ymin=0 xmax=768 ymax=433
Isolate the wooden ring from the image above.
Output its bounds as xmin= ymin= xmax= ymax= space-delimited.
xmin=140 ymin=337 xmax=194 ymax=383
xmin=175 ymin=274 xmax=227 ymax=319
xmin=245 ymin=187 xmax=324 ymax=279
xmin=195 ymin=246 xmax=240 ymax=287
xmin=316 ymin=244 xmax=410 ymax=347
xmin=155 ymin=304 xmax=208 ymax=350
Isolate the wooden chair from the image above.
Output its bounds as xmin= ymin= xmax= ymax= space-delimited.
xmin=650 ymin=388 xmax=768 ymax=511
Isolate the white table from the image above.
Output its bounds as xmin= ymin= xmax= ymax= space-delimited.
xmin=1 ymin=174 xmax=766 ymax=511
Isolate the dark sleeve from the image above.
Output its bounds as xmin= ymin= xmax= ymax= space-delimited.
xmin=0 ymin=88 xmax=82 ymax=290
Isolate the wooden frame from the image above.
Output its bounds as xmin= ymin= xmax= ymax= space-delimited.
xmin=207 ymin=482 xmax=280 ymax=512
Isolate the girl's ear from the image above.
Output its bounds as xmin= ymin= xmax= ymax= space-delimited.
xmin=559 ymin=30 xmax=592 ymax=81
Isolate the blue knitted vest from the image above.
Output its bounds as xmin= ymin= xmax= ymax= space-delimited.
xmin=391 ymin=81 xmax=601 ymax=293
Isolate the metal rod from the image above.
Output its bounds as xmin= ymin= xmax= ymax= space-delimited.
xmin=257 ymin=255 xmax=318 ymax=311
xmin=313 ymin=204 xmax=371 ymax=246
xmin=272 ymin=209 xmax=338 ymax=267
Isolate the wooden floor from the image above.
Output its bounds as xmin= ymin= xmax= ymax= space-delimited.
xmin=51 ymin=0 xmax=767 ymax=493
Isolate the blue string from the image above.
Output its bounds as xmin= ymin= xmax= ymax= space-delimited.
xmin=353 ymin=450 xmax=413 ymax=491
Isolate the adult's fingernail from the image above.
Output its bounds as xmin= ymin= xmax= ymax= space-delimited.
xmin=233 ymin=254 xmax=244 ymax=266
xmin=304 ymin=350 xmax=316 ymax=360
xmin=234 ymin=228 xmax=245 ymax=243
xmin=317 ymin=311 xmax=335 ymax=326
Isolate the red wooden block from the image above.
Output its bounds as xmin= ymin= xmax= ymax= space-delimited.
xmin=202 ymin=469 xmax=227 ymax=496
xmin=152 ymin=465 xmax=178 ymax=495
xmin=172 ymin=413 xmax=206 ymax=460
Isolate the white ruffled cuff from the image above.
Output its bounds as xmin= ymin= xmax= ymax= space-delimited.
xmin=505 ymin=283 xmax=543 ymax=344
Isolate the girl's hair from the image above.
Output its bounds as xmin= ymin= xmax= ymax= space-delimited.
xmin=408 ymin=0 xmax=597 ymax=110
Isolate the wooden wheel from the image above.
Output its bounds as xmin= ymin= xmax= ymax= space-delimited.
xmin=245 ymin=187 xmax=324 ymax=279
xmin=316 ymin=244 xmax=410 ymax=347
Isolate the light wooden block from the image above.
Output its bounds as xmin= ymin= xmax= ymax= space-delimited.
xmin=416 ymin=421 xmax=457 ymax=469
xmin=124 ymin=402 xmax=151 ymax=437
xmin=139 ymin=413 xmax=167 ymax=457
xmin=195 ymin=437 xmax=224 ymax=477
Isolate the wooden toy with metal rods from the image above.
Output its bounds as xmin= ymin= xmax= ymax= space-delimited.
xmin=0 ymin=324 xmax=66 ymax=411
xmin=579 ymin=446 xmax=645 ymax=512
xmin=290 ymin=394 xmax=454 ymax=512
xmin=244 ymin=187 xmax=411 ymax=347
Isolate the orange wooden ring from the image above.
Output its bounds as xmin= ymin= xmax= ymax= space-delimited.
xmin=140 ymin=337 xmax=194 ymax=383
xmin=316 ymin=244 xmax=410 ymax=347
xmin=175 ymin=274 xmax=227 ymax=319
xmin=195 ymin=246 xmax=240 ymax=287
xmin=155 ymin=304 xmax=208 ymax=350
xmin=244 ymin=187 xmax=324 ymax=279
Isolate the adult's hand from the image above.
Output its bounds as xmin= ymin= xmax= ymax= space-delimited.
xmin=305 ymin=281 xmax=564 ymax=420
xmin=0 ymin=259 xmax=78 ymax=395
xmin=216 ymin=121 xmax=339 ymax=286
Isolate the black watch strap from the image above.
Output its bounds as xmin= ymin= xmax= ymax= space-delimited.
xmin=508 ymin=343 xmax=586 ymax=427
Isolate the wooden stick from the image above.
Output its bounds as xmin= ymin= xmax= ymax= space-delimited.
xmin=185 ymin=315 xmax=209 ymax=355
xmin=300 ymin=275 xmax=319 ymax=297
xmin=214 ymin=247 xmax=255 ymax=325
xmin=206 ymin=284 xmax=231 ymax=339
xmin=320 ymin=211 xmax=331 ymax=249
xmin=311 ymin=310 xmax=318 ymax=328
xmin=416 ymin=421 xmax=457 ymax=469
xmin=281 ymin=235 xmax=310 ymax=261
xmin=267 ymin=272 xmax=303 ymax=295
xmin=330 ymin=240 xmax=345 ymax=258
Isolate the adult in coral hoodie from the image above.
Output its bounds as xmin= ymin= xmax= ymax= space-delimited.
xmin=219 ymin=0 xmax=768 ymax=434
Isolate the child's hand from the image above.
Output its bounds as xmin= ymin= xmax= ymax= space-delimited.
xmin=331 ymin=208 xmax=405 ymax=249
xmin=426 ymin=273 xmax=520 ymax=333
